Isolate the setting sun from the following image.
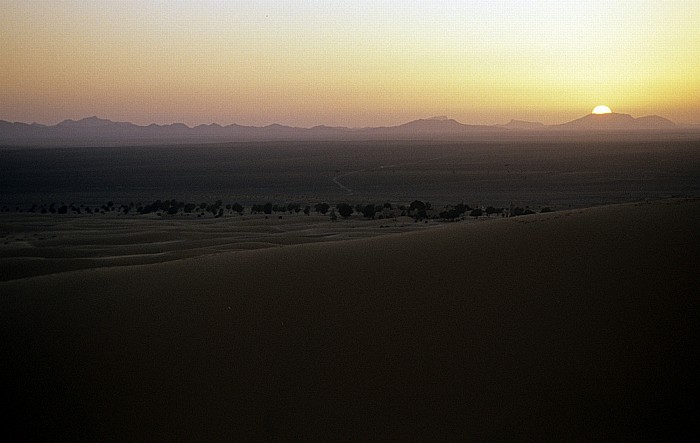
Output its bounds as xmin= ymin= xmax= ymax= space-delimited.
xmin=592 ymin=105 xmax=613 ymax=115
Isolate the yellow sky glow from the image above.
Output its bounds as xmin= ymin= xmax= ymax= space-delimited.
xmin=1 ymin=0 xmax=699 ymax=126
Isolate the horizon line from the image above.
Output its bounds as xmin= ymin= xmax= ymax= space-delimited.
xmin=3 ymin=112 xmax=694 ymax=130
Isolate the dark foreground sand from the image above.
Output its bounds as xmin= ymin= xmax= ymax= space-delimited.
xmin=2 ymin=198 xmax=699 ymax=441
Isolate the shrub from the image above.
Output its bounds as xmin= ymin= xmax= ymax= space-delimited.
xmin=409 ymin=200 xmax=426 ymax=212
xmin=362 ymin=204 xmax=377 ymax=219
xmin=314 ymin=203 xmax=330 ymax=214
xmin=454 ymin=203 xmax=470 ymax=215
xmin=336 ymin=203 xmax=353 ymax=218
xmin=440 ymin=208 xmax=461 ymax=220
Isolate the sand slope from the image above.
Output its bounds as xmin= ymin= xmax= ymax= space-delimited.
xmin=0 ymin=214 xmax=438 ymax=281
xmin=2 ymin=199 xmax=699 ymax=440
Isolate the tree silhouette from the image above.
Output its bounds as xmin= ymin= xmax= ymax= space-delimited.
xmin=409 ymin=200 xmax=426 ymax=212
xmin=336 ymin=203 xmax=353 ymax=218
xmin=485 ymin=206 xmax=499 ymax=216
xmin=314 ymin=203 xmax=330 ymax=214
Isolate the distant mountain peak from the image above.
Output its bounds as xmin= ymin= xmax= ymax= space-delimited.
xmin=634 ymin=115 xmax=676 ymax=127
xmin=57 ymin=116 xmax=118 ymax=127
xmin=400 ymin=118 xmax=463 ymax=128
xmin=426 ymin=115 xmax=450 ymax=121
xmin=395 ymin=117 xmax=500 ymax=134
xmin=264 ymin=123 xmax=293 ymax=129
xmin=557 ymin=112 xmax=676 ymax=130
xmin=501 ymin=119 xmax=545 ymax=130
xmin=592 ymin=112 xmax=634 ymax=119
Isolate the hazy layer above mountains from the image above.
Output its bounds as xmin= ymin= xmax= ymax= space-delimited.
xmin=0 ymin=112 xmax=693 ymax=146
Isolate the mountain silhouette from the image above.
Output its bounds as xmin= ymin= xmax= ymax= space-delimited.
xmin=0 ymin=113 xmax=688 ymax=146
xmin=556 ymin=113 xmax=677 ymax=130
xmin=57 ymin=116 xmax=134 ymax=129
xmin=499 ymin=119 xmax=546 ymax=130
xmin=390 ymin=118 xmax=498 ymax=135
xmin=633 ymin=115 xmax=677 ymax=128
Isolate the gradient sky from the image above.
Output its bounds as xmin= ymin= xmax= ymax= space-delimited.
xmin=2 ymin=0 xmax=699 ymax=127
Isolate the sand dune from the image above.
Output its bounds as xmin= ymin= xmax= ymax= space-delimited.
xmin=0 ymin=214 xmax=439 ymax=281
xmin=2 ymin=199 xmax=699 ymax=440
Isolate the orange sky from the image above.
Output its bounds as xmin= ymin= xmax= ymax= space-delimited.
xmin=2 ymin=1 xmax=699 ymax=127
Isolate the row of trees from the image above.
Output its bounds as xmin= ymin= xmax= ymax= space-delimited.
xmin=2 ymin=199 xmax=552 ymax=219
xmin=249 ymin=202 xmax=311 ymax=215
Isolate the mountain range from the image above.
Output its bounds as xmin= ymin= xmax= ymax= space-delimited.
xmin=553 ymin=113 xmax=677 ymax=130
xmin=0 ymin=112 xmax=687 ymax=146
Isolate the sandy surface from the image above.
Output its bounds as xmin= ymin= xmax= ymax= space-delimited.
xmin=0 ymin=213 xmax=444 ymax=281
xmin=2 ymin=198 xmax=699 ymax=440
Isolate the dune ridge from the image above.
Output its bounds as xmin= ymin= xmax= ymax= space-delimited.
xmin=0 ymin=214 xmax=441 ymax=281
xmin=2 ymin=198 xmax=699 ymax=440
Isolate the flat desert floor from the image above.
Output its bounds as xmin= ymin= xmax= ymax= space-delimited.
xmin=3 ymin=139 xmax=699 ymax=208
xmin=2 ymin=198 xmax=699 ymax=440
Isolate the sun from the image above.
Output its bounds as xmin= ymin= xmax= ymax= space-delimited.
xmin=592 ymin=105 xmax=612 ymax=115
